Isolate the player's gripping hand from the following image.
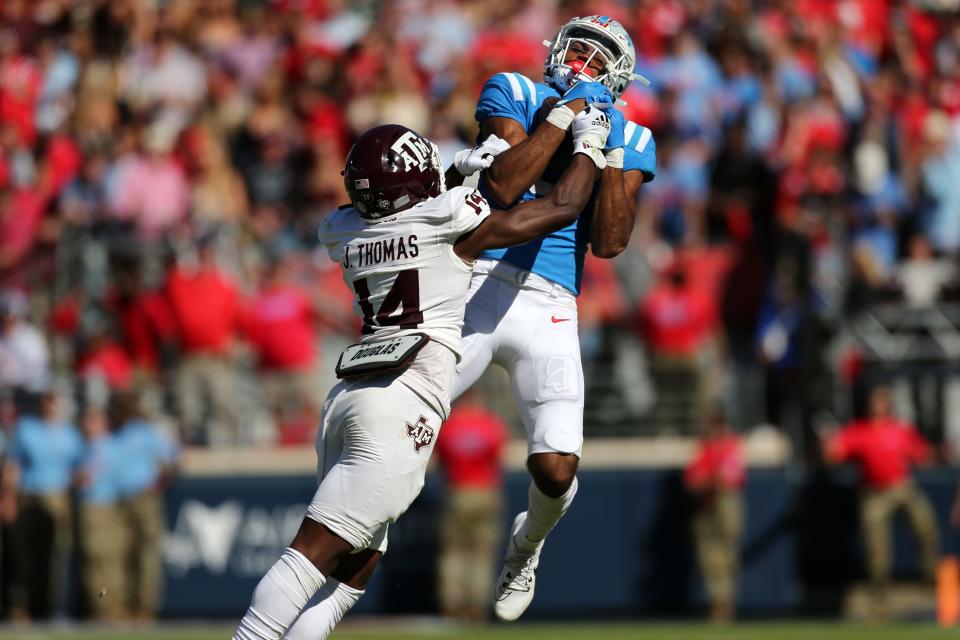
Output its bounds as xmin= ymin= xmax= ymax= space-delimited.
xmin=557 ymin=81 xmax=615 ymax=109
xmin=604 ymin=107 xmax=626 ymax=169
xmin=571 ymin=105 xmax=611 ymax=170
xmin=453 ymin=134 xmax=511 ymax=176
xmin=546 ymin=81 xmax=615 ymax=131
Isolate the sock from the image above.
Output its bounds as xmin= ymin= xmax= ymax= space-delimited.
xmin=233 ymin=548 xmax=326 ymax=640
xmin=515 ymin=477 xmax=578 ymax=555
xmin=285 ymin=578 xmax=364 ymax=640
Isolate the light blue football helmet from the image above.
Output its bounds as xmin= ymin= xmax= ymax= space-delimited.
xmin=543 ymin=15 xmax=649 ymax=98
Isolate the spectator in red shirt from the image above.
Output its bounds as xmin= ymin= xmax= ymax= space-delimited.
xmin=164 ymin=235 xmax=242 ymax=446
xmin=110 ymin=259 xmax=177 ymax=377
xmin=433 ymin=388 xmax=508 ymax=621
xmin=637 ymin=261 xmax=719 ymax=433
xmin=243 ymin=254 xmax=322 ymax=444
xmin=0 ymin=31 xmax=40 ymax=146
xmin=684 ymin=407 xmax=745 ymax=622
xmin=103 ymin=261 xmax=172 ymax=437
xmin=824 ymin=384 xmax=939 ymax=615
xmin=0 ymin=182 xmax=47 ymax=287
xmin=76 ymin=323 xmax=134 ymax=392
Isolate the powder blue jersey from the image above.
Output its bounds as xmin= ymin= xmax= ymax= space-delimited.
xmin=79 ymin=435 xmax=124 ymax=505
xmin=8 ymin=416 xmax=83 ymax=495
xmin=114 ymin=419 xmax=179 ymax=497
xmin=475 ymin=72 xmax=656 ymax=294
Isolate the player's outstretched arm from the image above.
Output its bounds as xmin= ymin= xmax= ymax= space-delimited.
xmin=455 ymin=106 xmax=610 ymax=260
xmin=480 ymin=81 xmax=612 ymax=206
xmin=453 ymin=153 xmax=598 ymax=261
xmin=481 ymin=112 xmax=572 ymax=206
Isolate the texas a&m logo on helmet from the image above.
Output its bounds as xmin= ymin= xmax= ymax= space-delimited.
xmin=343 ymin=125 xmax=446 ymax=221
xmin=390 ymin=130 xmax=434 ymax=172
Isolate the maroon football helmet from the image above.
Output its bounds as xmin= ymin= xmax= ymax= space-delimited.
xmin=343 ymin=124 xmax=446 ymax=221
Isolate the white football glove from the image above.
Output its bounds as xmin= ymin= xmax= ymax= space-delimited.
xmin=453 ymin=134 xmax=511 ymax=176
xmin=571 ymin=105 xmax=610 ymax=170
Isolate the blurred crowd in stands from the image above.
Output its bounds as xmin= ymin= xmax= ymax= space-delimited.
xmin=0 ymin=0 xmax=959 ymax=622
xmin=0 ymin=387 xmax=178 ymax=621
xmin=0 ymin=0 xmax=959 ymax=449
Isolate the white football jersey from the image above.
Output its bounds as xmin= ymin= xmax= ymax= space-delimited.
xmin=319 ymin=186 xmax=492 ymax=360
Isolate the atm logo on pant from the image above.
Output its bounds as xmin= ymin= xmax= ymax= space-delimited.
xmin=406 ymin=416 xmax=434 ymax=453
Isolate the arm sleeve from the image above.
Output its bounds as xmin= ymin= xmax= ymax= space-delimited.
xmin=623 ymin=121 xmax=657 ymax=182
xmin=444 ymin=186 xmax=492 ymax=241
xmin=475 ymin=73 xmax=532 ymax=125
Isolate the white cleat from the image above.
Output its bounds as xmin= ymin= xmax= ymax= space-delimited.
xmin=493 ymin=512 xmax=542 ymax=622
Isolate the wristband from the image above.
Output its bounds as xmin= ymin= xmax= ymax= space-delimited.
xmin=604 ymin=148 xmax=624 ymax=169
xmin=573 ymin=139 xmax=607 ymax=170
xmin=546 ymin=105 xmax=576 ymax=131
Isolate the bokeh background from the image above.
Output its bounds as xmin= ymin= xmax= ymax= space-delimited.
xmin=1 ymin=0 xmax=960 ymax=631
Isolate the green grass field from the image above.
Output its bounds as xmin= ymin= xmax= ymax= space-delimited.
xmin=2 ymin=622 xmax=958 ymax=640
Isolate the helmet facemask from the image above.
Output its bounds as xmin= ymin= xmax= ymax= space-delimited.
xmin=543 ymin=18 xmax=649 ymax=100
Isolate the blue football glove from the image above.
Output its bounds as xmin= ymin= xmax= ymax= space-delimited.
xmin=605 ymin=107 xmax=625 ymax=151
xmin=556 ymin=81 xmax=615 ymax=109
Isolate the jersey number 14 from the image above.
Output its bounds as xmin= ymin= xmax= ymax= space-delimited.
xmin=354 ymin=269 xmax=423 ymax=334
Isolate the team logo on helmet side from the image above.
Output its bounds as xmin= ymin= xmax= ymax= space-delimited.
xmin=589 ymin=15 xmax=616 ymax=28
xmin=343 ymin=124 xmax=445 ymax=222
xmin=391 ymin=131 xmax=433 ymax=172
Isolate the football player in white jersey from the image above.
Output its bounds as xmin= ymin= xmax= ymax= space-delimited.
xmin=233 ymin=113 xmax=610 ymax=640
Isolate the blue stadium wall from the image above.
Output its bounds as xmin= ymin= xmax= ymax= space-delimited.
xmin=158 ymin=468 xmax=959 ymax=618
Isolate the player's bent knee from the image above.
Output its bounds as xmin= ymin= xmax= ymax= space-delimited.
xmin=534 ymin=474 xmax=575 ymax=498
xmin=290 ymin=518 xmax=355 ymax=575
xmin=332 ymin=548 xmax=383 ymax=590
xmin=528 ymin=454 xmax=578 ymax=498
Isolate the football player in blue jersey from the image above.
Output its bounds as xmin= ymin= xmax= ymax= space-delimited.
xmin=450 ymin=15 xmax=657 ymax=621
